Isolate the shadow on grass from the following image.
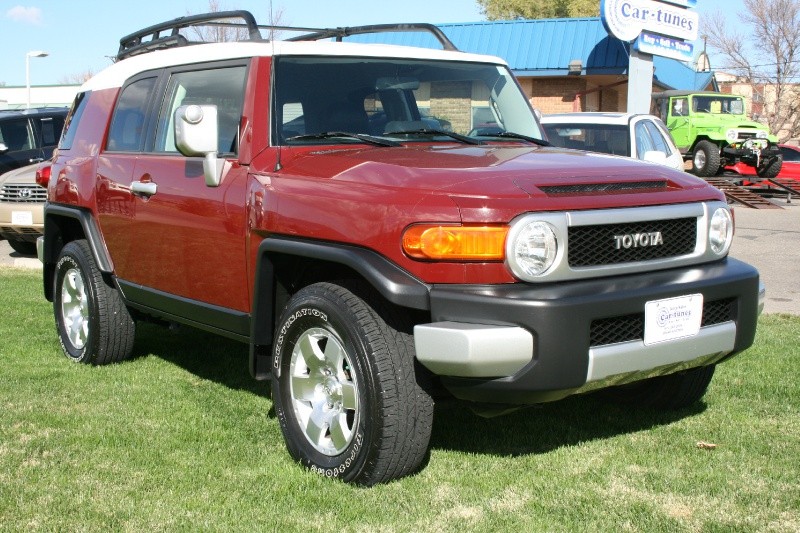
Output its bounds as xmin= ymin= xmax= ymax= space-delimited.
xmin=130 ymin=322 xmax=707 ymax=458
xmin=430 ymin=396 xmax=707 ymax=457
xmin=132 ymin=321 xmax=265 ymax=397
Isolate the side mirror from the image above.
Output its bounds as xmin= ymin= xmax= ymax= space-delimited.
xmin=174 ymin=104 xmax=223 ymax=187
xmin=642 ymin=150 xmax=668 ymax=165
xmin=0 ymin=142 xmax=8 ymax=153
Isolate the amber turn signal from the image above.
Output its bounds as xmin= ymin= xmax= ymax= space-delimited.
xmin=402 ymin=224 xmax=508 ymax=260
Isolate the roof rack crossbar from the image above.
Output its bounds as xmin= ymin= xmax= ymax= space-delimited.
xmin=286 ymin=23 xmax=459 ymax=51
xmin=116 ymin=12 xmax=459 ymax=61
xmin=117 ymin=10 xmax=261 ymax=60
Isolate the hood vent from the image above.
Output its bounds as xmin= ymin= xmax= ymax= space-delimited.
xmin=540 ymin=180 xmax=669 ymax=195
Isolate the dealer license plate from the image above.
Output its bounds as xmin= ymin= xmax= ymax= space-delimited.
xmin=644 ymin=294 xmax=703 ymax=345
xmin=11 ymin=211 xmax=33 ymax=225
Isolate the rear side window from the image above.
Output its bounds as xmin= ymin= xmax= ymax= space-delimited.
xmin=38 ymin=115 xmax=66 ymax=148
xmin=60 ymin=92 xmax=89 ymax=150
xmin=155 ymin=65 xmax=247 ymax=154
xmin=107 ymin=77 xmax=157 ymax=152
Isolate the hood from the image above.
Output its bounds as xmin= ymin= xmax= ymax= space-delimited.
xmin=0 ymin=163 xmax=39 ymax=185
xmin=279 ymin=143 xmax=712 ymax=204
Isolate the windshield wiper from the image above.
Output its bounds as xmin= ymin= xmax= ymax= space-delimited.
xmin=285 ymin=132 xmax=401 ymax=147
xmin=478 ymin=131 xmax=550 ymax=146
xmin=385 ymin=128 xmax=483 ymax=145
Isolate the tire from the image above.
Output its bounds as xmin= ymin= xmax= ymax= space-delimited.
xmin=53 ymin=239 xmax=136 ymax=364
xmin=602 ymin=365 xmax=716 ymax=410
xmin=756 ymin=153 xmax=782 ymax=179
xmin=271 ymin=281 xmax=433 ymax=486
xmin=7 ymin=238 xmax=37 ymax=256
xmin=692 ymin=141 xmax=721 ymax=177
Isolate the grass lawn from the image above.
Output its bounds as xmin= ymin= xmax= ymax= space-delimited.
xmin=1 ymin=267 xmax=798 ymax=532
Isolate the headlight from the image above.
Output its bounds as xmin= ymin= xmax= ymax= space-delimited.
xmin=509 ymin=221 xmax=558 ymax=277
xmin=709 ymin=207 xmax=733 ymax=256
xmin=726 ymin=129 xmax=738 ymax=142
xmin=756 ymin=130 xmax=769 ymax=139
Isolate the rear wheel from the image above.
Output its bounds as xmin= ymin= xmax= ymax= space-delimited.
xmin=53 ymin=239 xmax=135 ymax=364
xmin=602 ymin=365 xmax=716 ymax=410
xmin=271 ymin=281 xmax=433 ymax=485
xmin=692 ymin=141 xmax=721 ymax=177
xmin=7 ymin=238 xmax=36 ymax=256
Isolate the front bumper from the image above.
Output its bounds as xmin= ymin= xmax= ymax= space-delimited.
xmin=414 ymin=257 xmax=760 ymax=404
xmin=0 ymin=201 xmax=44 ymax=242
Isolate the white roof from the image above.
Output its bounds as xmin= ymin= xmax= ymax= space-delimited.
xmin=81 ymin=40 xmax=507 ymax=92
xmin=540 ymin=112 xmax=657 ymax=125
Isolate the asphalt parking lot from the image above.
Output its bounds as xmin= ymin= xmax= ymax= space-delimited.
xmin=1 ymin=201 xmax=798 ymax=315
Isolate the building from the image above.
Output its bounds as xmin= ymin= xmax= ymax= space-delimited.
xmin=0 ymin=85 xmax=79 ymax=110
xmin=350 ymin=17 xmax=716 ymax=114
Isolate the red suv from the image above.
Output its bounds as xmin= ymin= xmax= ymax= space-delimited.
xmin=39 ymin=11 xmax=762 ymax=485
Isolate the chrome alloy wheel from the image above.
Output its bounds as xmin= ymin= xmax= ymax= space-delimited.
xmin=694 ymin=150 xmax=707 ymax=170
xmin=289 ymin=327 xmax=359 ymax=456
xmin=60 ymin=267 xmax=89 ymax=350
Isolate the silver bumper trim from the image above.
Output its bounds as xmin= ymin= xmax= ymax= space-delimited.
xmin=586 ymin=322 xmax=736 ymax=384
xmin=414 ymin=322 xmax=533 ymax=378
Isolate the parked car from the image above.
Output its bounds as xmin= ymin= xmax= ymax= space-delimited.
xmin=39 ymin=10 xmax=761 ymax=486
xmin=540 ymin=112 xmax=685 ymax=171
xmin=0 ymin=163 xmax=47 ymax=255
xmin=651 ymin=90 xmax=781 ymax=179
xmin=0 ymin=107 xmax=67 ymax=175
xmin=726 ymin=144 xmax=800 ymax=182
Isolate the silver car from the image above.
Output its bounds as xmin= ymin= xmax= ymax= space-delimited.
xmin=0 ymin=163 xmax=46 ymax=256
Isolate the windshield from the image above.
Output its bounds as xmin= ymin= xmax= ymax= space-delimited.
xmin=541 ymin=123 xmax=630 ymax=156
xmin=691 ymin=95 xmax=744 ymax=115
xmin=273 ymin=56 xmax=543 ymax=145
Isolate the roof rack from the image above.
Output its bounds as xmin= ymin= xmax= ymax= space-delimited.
xmin=117 ymin=10 xmax=459 ymax=61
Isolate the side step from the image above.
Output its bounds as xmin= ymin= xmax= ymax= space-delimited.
xmin=704 ymin=177 xmax=783 ymax=209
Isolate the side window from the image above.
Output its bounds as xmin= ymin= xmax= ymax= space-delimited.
xmin=671 ymin=98 xmax=688 ymax=117
xmin=643 ymin=121 xmax=672 ymax=156
xmin=60 ymin=92 xmax=90 ymax=150
xmin=107 ymin=77 xmax=157 ymax=152
xmin=0 ymin=119 xmax=34 ymax=152
xmin=634 ymin=122 xmax=656 ymax=158
xmin=155 ymin=65 xmax=246 ymax=154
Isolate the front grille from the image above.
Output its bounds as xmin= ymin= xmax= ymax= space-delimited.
xmin=737 ymin=131 xmax=756 ymax=140
xmin=589 ymin=298 xmax=737 ymax=347
xmin=0 ymin=183 xmax=46 ymax=203
xmin=568 ymin=218 xmax=696 ymax=267
xmin=540 ymin=181 xmax=668 ymax=195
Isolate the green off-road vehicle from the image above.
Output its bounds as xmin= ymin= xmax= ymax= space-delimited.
xmin=653 ymin=90 xmax=782 ymax=179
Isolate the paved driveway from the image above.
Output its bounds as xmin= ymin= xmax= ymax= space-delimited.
xmin=2 ymin=202 xmax=798 ymax=315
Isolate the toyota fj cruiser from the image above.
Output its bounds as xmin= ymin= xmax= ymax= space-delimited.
xmin=39 ymin=11 xmax=763 ymax=485
xmin=652 ymin=90 xmax=782 ymax=179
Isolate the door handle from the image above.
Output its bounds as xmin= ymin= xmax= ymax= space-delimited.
xmin=29 ymin=157 xmax=44 ymax=163
xmin=131 ymin=181 xmax=158 ymax=197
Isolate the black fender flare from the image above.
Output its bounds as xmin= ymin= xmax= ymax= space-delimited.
xmin=248 ymin=236 xmax=430 ymax=378
xmin=42 ymin=204 xmax=113 ymax=301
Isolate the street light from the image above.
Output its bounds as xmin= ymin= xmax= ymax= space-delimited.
xmin=26 ymin=50 xmax=49 ymax=109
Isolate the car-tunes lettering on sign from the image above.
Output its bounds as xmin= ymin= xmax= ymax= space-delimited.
xmin=601 ymin=0 xmax=699 ymax=42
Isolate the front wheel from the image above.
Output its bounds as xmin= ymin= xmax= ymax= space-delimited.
xmin=271 ymin=281 xmax=433 ymax=485
xmin=53 ymin=239 xmax=136 ymax=364
xmin=692 ymin=141 xmax=722 ymax=177
xmin=756 ymin=153 xmax=782 ymax=179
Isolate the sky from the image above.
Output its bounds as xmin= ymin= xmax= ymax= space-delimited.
xmin=1 ymin=0 xmax=745 ymax=87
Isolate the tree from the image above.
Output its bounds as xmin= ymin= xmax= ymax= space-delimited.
xmin=476 ymin=0 xmax=599 ymax=20
xmin=188 ymin=0 xmax=286 ymax=42
xmin=704 ymin=0 xmax=800 ymax=141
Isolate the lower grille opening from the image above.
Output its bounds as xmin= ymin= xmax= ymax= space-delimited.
xmin=589 ymin=297 xmax=736 ymax=347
